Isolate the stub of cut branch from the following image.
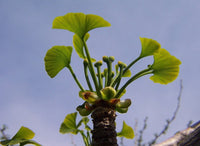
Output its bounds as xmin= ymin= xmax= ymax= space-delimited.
xmin=154 ymin=120 xmax=200 ymax=146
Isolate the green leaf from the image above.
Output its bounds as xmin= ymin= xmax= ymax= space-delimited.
xmin=52 ymin=13 xmax=111 ymax=38
xmin=60 ymin=112 xmax=79 ymax=134
xmin=101 ymin=86 xmax=116 ymax=101
xmin=150 ymin=48 xmax=181 ymax=84
xmin=82 ymin=117 xmax=89 ymax=125
xmin=84 ymin=33 xmax=90 ymax=42
xmin=79 ymin=91 xmax=99 ymax=104
xmin=73 ymin=33 xmax=96 ymax=62
xmin=73 ymin=34 xmax=86 ymax=59
xmin=76 ymin=104 xmax=92 ymax=116
xmin=116 ymin=99 xmax=131 ymax=108
xmin=139 ymin=37 xmax=161 ymax=58
xmin=117 ymin=89 xmax=126 ymax=99
xmin=44 ymin=46 xmax=73 ymax=78
xmin=0 ymin=127 xmax=40 ymax=146
xmin=12 ymin=126 xmax=35 ymax=140
xmin=122 ymin=69 xmax=131 ymax=77
xmin=116 ymin=107 xmax=128 ymax=113
xmin=117 ymin=121 xmax=134 ymax=139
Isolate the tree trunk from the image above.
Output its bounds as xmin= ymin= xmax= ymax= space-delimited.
xmin=91 ymin=100 xmax=118 ymax=146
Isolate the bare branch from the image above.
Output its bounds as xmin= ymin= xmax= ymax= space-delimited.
xmin=138 ymin=117 xmax=148 ymax=146
xmin=0 ymin=125 xmax=9 ymax=141
xmin=154 ymin=120 xmax=200 ymax=146
xmin=149 ymin=80 xmax=183 ymax=145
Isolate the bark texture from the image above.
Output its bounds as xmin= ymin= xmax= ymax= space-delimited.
xmin=91 ymin=101 xmax=118 ymax=146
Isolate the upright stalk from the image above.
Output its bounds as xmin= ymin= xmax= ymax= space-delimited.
xmin=115 ymin=68 xmax=152 ymax=98
xmin=91 ymin=101 xmax=118 ymax=146
xmin=83 ymin=40 xmax=101 ymax=97
xmin=123 ymin=56 xmax=141 ymax=74
xmin=84 ymin=60 xmax=94 ymax=91
xmin=68 ymin=65 xmax=85 ymax=91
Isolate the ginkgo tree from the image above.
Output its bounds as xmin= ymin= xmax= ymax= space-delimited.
xmin=0 ymin=12 xmax=181 ymax=146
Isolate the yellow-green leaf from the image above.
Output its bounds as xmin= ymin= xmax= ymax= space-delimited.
xmin=60 ymin=112 xmax=78 ymax=134
xmin=0 ymin=127 xmax=41 ymax=146
xmin=139 ymin=37 xmax=161 ymax=58
xmin=12 ymin=126 xmax=35 ymax=140
xmin=52 ymin=13 xmax=111 ymax=38
xmin=116 ymin=107 xmax=128 ymax=113
xmin=73 ymin=34 xmax=86 ymax=59
xmin=117 ymin=121 xmax=134 ymax=139
xmin=79 ymin=91 xmax=99 ymax=103
xmin=150 ymin=48 xmax=181 ymax=84
xmin=44 ymin=46 xmax=73 ymax=78
xmin=122 ymin=69 xmax=131 ymax=77
xmin=76 ymin=103 xmax=92 ymax=117
xmin=73 ymin=33 xmax=95 ymax=62
xmin=117 ymin=89 xmax=126 ymax=99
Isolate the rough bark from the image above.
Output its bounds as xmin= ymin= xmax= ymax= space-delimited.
xmin=154 ymin=120 xmax=200 ymax=146
xmin=91 ymin=100 xmax=118 ymax=146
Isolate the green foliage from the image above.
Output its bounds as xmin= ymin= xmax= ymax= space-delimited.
xmin=61 ymin=113 xmax=134 ymax=144
xmin=44 ymin=46 xmax=73 ymax=78
xmin=122 ymin=69 xmax=132 ymax=77
xmin=139 ymin=37 xmax=161 ymax=58
xmin=117 ymin=121 xmax=134 ymax=139
xmin=45 ymin=11 xmax=181 ymax=119
xmin=60 ymin=112 xmax=79 ymax=134
xmin=60 ymin=112 xmax=92 ymax=146
xmin=150 ymin=48 xmax=182 ymax=84
xmin=73 ymin=33 xmax=95 ymax=61
xmin=0 ymin=126 xmax=41 ymax=146
xmin=116 ymin=99 xmax=131 ymax=108
xmin=101 ymin=86 xmax=116 ymax=101
xmin=44 ymin=12 xmax=181 ymax=145
xmin=52 ymin=13 xmax=111 ymax=38
xmin=76 ymin=102 xmax=92 ymax=116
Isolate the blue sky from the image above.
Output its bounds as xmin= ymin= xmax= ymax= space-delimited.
xmin=0 ymin=0 xmax=200 ymax=145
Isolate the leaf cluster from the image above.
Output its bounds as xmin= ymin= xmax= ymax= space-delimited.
xmin=0 ymin=126 xmax=41 ymax=146
xmin=44 ymin=12 xmax=181 ymax=144
xmin=60 ymin=112 xmax=134 ymax=145
xmin=44 ymin=13 xmax=181 ymax=116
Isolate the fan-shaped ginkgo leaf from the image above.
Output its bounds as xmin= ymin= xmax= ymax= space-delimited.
xmin=12 ymin=126 xmax=35 ymax=140
xmin=150 ymin=48 xmax=181 ymax=84
xmin=117 ymin=121 xmax=134 ymax=139
xmin=52 ymin=13 xmax=111 ymax=38
xmin=0 ymin=126 xmax=41 ymax=146
xmin=139 ymin=37 xmax=161 ymax=58
xmin=44 ymin=46 xmax=73 ymax=78
xmin=60 ymin=112 xmax=78 ymax=134
xmin=73 ymin=33 xmax=96 ymax=61
xmin=73 ymin=34 xmax=86 ymax=59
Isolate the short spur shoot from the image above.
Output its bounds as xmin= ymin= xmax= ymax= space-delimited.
xmin=44 ymin=12 xmax=181 ymax=146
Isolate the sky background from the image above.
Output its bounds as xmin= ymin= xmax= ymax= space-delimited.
xmin=0 ymin=0 xmax=200 ymax=146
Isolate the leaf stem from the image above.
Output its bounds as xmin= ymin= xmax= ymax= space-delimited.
xmin=114 ymin=67 xmax=124 ymax=91
xmin=79 ymin=130 xmax=89 ymax=146
xmin=96 ymin=66 xmax=103 ymax=90
xmin=115 ymin=68 xmax=152 ymax=98
xmin=68 ymin=65 xmax=85 ymax=92
xmin=106 ymin=61 xmax=112 ymax=86
xmin=82 ymin=40 xmax=101 ymax=97
xmin=104 ymin=69 xmax=108 ymax=88
xmin=123 ymin=56 xmax=141 ymax=74
xmin=83 ymin=60 xmax=93 ymax=91
xmin=110 ymin=72 xmax=120 ymax=87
